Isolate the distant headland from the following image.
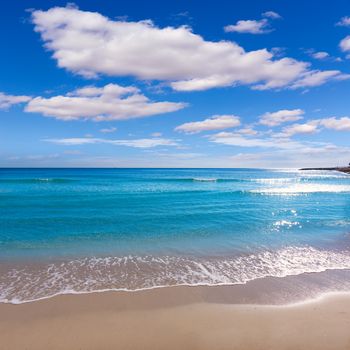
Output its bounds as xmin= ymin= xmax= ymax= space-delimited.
xmin=300 ymin=165 xmax=350 ymax=174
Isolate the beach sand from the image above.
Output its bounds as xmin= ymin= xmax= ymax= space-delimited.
xmin=1 ymin=280 xmax=350 ymax=350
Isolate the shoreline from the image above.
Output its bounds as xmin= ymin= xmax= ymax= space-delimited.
xmin=1 ymin=284 xmax=350 ymax=349
xmin=2 ymin=281 xmax=350 ymax=308
xmin=2 ymin=257 xmax=350 ymax=350
xmin=3 ymin=245 xmax=350 ymax=305
xmin=2 ymin=267 xmax=350 ymax=305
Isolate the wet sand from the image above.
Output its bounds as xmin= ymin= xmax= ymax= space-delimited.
xmin=1 ymin=278 xmax=350 ymax=350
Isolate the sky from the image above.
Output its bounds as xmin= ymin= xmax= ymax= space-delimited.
xmin=1 ymin=0 xmax=350 ymax=168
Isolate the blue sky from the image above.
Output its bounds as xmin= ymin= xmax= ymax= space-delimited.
xmin=1 ymin=0 xmax=350 ymax=168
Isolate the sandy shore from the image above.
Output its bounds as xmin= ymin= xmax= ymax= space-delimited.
xmin=1 ymin=283 xmax=350 ymax=350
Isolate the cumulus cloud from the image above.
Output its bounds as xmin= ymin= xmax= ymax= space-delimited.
xmin=237 ymin=127 xmax=258 ymax=135
xmin=175 ymin=115 xmax=240 ymax=134
xmin=336 ymin=19 xmax=350 ymax=56
xmin=207 ymin=112 xmax=350 ymax=152
xmin=25 ymin=83 xmax=186 ymax=121
xmin=305 ymin=49 xmax=341 ymax=62
xmin=311 ymin=51 xmax=329 ymax=60
xmin=319 ymin=116 xmax=350 ymax=131
xmin=209 ymin=114 xmax=350 ymax=156
xmin=225 ymin=11 xmax=281 ymax=35
xmin=289 ymin=70 xmax=350 ymax=89
xmin=31 ymin=6 xmax=347 ymax=92
xmin=44 ymin=137 xmax=179 ymax=148
xmin=262 ymin=11 xmax=282 ymax=19
xmin=281 ymin=122 xmax=319 ymax=137
xmin=259 ymin=109 xmax=304 ymax=126
xmin=336 ymin=16 xmax=350 ymax=27
xmin=0 ymin=92 xmax=31 ymax=110
xmin=340 ymin=36 xmax=350 ymax=52
xmin=275 ymin=117 xmax=350 ymax=136
xmin=224 ymin=19 xmax=270 ymax=34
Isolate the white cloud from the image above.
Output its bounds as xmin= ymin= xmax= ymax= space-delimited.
xmin=252 ymin=69 xmax=349 ymax=91
xmin=281 ymin=122 xmax=319 ymax=137
xmin=0 ymin=92 xmax=31 ymax=110
xmin=31 ymin=6 xmax=347 ymax=92
xmin=336 ymin=16 xmax=350 ymax=27
xmin=100 ymin=127 xmax=117 ymax=133
xmin=336 ymin=20 xmax=350 ymax=59
xmin=175 ymin=115 xmax=240 ymax=134
xmin=306 ymin=50 xmax=341 ymax=62
xmin=270 ymin=116 xmax=350 ymax=137
xmin=25 ymin=83 xmax=186 ymax=121
xmin=225 ymin=11 xmax=282 ymax=35
xmin=224 ymin=19 xmax=270 ymax=34
xmin=262 ymin=11 xmax=282 ymax=19
xmin=200 ymin=121 xmax=350 ymax=168
xmin=44 ymin=137 xmax=179 ymax=148
xmin=289 ymin=70 xmax=350 ymax=89
xmin=311 ymin=51 xmax=329 ymax=60
xmin=210 ymin=132 xmax=302 ymax=149
xmin=319 ymin=117 xmax=350 ymax=131
xmin=340 ymin=36 xmax=350 ymax=52
xmin=237 ymin=127 xmax=258 ymax=135
xmin=259 ymin=109 xmax=304 ymax=126
xmin=208 ymin=113 xmax=350 ymax=151
xmin=110 ymin=138 xmax=179 ymax=148
xmin=45 ymin=138 xmax=98 ymax=145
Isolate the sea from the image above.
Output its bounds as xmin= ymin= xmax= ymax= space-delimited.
xmin=1 ymin=168 xmax=350 ymax=303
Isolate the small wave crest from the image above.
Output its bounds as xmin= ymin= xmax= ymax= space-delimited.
xmin=1 ymin=246 xmax=350 ymax=304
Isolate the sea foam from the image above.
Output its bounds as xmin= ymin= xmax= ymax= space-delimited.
xmin=1 ymin=246 xmax=350 ymax=304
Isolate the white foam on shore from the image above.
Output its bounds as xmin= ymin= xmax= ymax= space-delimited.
xmin=1 ymin=246 xmax=350 ymax=304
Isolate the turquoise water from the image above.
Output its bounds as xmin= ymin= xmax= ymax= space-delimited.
xmin=1 ymin=168 xmax=350 ymax=303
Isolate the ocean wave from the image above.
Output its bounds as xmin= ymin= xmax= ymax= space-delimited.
xmin=192 ymin=178 xmax=218 ymax=182
xmin=179 ymin=177 xmax=242 ymax=183
xmin=1 ymin=246 xmax=350 ymax=304
xmin=133 ymin=177 xmax=244 ymax=184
